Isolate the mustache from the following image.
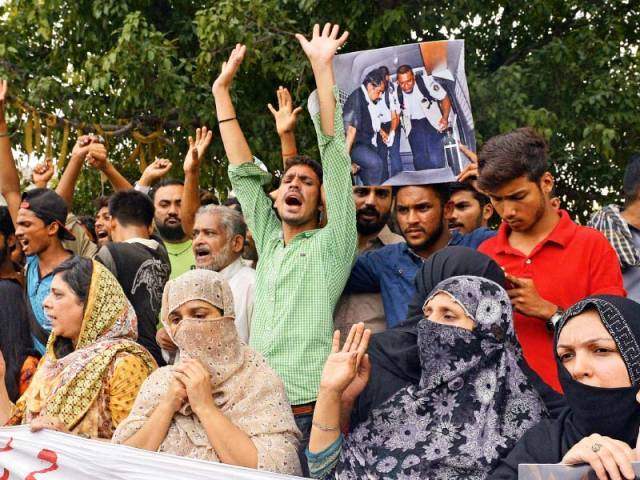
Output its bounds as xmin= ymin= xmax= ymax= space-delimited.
xmin=356 ymin=206 xmax=381 ymax=218
xmin=403 ymin=226 xmax=426 ymax=234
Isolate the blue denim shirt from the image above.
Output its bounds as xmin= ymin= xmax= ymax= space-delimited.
xmin=345 ymin=227 xmax=496 ymax=327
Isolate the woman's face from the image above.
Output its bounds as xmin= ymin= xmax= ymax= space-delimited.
xmin=423 ymin=292 xmax=475 ymax=331
xmin=556 ymin=309 xmax=631 ymax=388
xmin=42 ymin=274 xmax=85 ymax=343
xmin=167 ymin=300 xmax=222 ymax=338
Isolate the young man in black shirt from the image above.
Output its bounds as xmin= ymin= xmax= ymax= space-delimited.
xmin=95 ymin=190 xmax=170 ymax=365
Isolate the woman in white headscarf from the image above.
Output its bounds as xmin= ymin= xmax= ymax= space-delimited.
xmin=113 ymin=269 xmax=301 ymax=475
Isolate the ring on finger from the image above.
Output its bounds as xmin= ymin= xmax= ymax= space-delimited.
xmin=592 ymin=442 xmax=602 ymax=453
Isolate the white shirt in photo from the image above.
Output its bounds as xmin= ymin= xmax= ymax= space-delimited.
xmin=376 ymin=85 xmax=400 ymax=124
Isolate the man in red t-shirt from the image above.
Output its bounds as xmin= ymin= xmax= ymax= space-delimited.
xmin=472 ymin=127 xmax=625 ymax=391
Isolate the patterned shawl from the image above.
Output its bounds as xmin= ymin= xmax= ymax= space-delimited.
xmin=112 ymin=270 xmax=301 ymax=475
xmin=14 ymin=260 xmax=156 ymax=430
xmin=336 ymin=275 xmax=546 ymax=479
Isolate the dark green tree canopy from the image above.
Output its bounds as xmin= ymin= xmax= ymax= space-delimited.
xmin=0 ymin=0 xmax=637 ymax=220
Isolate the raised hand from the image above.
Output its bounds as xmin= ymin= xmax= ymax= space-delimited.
xmin=295 ymin=23 xmax=349 ymax=69
xmin=32 ymin=159 xmax=55 ymax=187
xmin=70 ymin=134 xmax=94 ymax=162
xmin=320 ymin=323 xmax=371 ymax=395
xmin=85 ymin=142 xmax=108 ymax=171
xmin=184 ymin=127 xmax=213 ymax=175
xmin=212 ymin=44 xmax=247 ymax=94
xmin=0 ymin=79 xmax=7 ymax=123
xmin=268 ymin=87 xmax=303 ymax=136
xmin=139 ymin=158 xmax=172 ymax=187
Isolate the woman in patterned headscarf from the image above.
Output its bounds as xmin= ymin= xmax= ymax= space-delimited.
xmin=307 ymin=275 xmax=546 ymax=479
xmin=490 ymin=295 xmax=640 ymax=480
xmin=113 ymin=269 xmax=302 ymax=476
xmin=0 ymin=257 xmax=156 ymax=438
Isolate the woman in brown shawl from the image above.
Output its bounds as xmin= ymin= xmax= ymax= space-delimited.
xmin=113 ymin=269 xmax=301 ymax=475
xmin=0 ymin=257 xmax=156 ymax=438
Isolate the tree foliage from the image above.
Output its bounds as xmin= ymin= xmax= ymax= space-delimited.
xmin=0 ymin=0 xmax=638 ymax=220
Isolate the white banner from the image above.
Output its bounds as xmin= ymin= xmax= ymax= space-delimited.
xmin=0 ymin=426 xmax=302 ymax=479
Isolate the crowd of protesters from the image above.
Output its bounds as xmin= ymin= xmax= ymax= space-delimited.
xmin=0 ymin=23 xmax=639 ymax=480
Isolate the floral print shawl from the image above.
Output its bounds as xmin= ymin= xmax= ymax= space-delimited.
xmin=10 ymin=261 xmax=156 ymax=431
xmin=335 ymin=275 xmax=546 ymax=479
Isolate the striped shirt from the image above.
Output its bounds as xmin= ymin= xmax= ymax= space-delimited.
xmin=228 ymin=92 xmax=357 ymax=405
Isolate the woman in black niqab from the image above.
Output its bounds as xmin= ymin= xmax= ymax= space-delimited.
xmin=489 ymin=295 xmax=640 ymax=480
xmin=350 ymin=247 xmax=562 ymax=427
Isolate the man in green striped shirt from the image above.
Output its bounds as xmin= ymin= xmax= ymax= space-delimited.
xmin=211 ymin=25 xmax=357 ymax=456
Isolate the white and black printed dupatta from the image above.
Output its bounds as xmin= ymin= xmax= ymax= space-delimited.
xmin=336 ymin=275 xmax=546 ymax=480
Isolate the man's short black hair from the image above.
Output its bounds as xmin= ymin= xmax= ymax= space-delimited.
xmin=396 ymin=64 xmax=413 ymax=76
xmin=477 ymin=127 xmax=548 ymax=192
xmin=378 ymin=65 xmax=390 ymax=77
xmin=0 ymin=206 xmax=15 ymax=239
xmin=363 ymin=68 xmax=385 ymax=87
xmin=94 ymin=195 xmax=110 ymax=211
xmin=394 ymin=183 xmax=451 ymax=207
xmin=283 ymin=155 xmax=323 ymax=185
xmin=623 ymin=154 xmax=640 ymax=205
xmin=449 ymin=182 xmax=490 ymax=207
xmin=109 ymin=190 xmax=154 ymax=228
xmin=150 ymin=178 xmax=184 ymax=202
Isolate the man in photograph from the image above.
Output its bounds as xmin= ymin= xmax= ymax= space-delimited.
xmin=396 ymin=65 xmax=452 ymax=171
xmin=343 ymin=68 xmax=388 ymax=184
xmin=377 ymin=66 xmax=403 ymax=178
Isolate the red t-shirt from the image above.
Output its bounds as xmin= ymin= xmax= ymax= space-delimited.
xmin=479 ymin=210 xmax=626 ymax=392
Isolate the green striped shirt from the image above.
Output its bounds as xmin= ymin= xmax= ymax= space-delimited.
xmin=228 ymin=92 xmax=357 ymax=405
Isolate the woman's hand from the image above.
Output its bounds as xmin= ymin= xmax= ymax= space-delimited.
xmin=319 ymin=323 xmax=371 ymax=396
xmin=173 ymin=359 xmax=215 ymax=416
xmin=30 ymin=416 xmax=70 ymax=434
xmin=160 ymin=374 xmax=188 ymax=414
xmin=561 ymin=433 xmax=636 ymax=480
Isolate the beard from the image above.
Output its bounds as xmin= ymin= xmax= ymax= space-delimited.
xmin=356 ymin=206 xmax=390 ymax=236
xmin=406 ymin=219 xmax=445 ymax=254
xmin=155 ymin=219 xmax=186 ymax=242
xmin=197 ymin=243 xmax=233 ymax=272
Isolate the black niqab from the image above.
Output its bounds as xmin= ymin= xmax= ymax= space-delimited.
xmin=489 ymin=295 xmax=640 ymax=479
xmin=351 ymin=247 xmax=506 ymax=426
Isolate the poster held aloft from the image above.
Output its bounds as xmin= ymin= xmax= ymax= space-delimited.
xmin=308 ymin=39 xmax=475 ymax=186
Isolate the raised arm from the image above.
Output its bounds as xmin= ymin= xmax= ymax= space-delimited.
xmin=296 ymin=24 xmax=348 ymax=136
xmin=181 ymin=127 xmax=213 ymax=237
xmin=211 ymin=44 xmax=253 ymax=166
xmin=137 ymin=158 xmax=173 ymax=190
xmin=267 ymin=86 xmax=303 ymax=165
xmin=0 ymin=80 xmax=21 ymax=225
xmin=308 ymin=324 xmax=370 ymax=455
xmin=86 ymin=149 xmax=133 ymax=191
xmin=31 ymin=159 xmax=55 ymax=188
xmin=56 ymin=135 xmax=93 ymax=206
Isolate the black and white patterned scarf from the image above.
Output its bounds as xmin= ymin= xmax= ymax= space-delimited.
xmin=336 ymin=275 xmax=546 ymax=479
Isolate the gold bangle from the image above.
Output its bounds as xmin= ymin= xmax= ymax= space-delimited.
xmin=312 ymin=420 xmax=339 ymax=432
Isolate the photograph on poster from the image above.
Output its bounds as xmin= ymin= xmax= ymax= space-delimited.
xmin=330 ymin=40 xmax=475 ymax=186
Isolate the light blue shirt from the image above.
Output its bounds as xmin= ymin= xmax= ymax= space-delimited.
xmin=25 ymin=255 xmax=54 ymax=354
